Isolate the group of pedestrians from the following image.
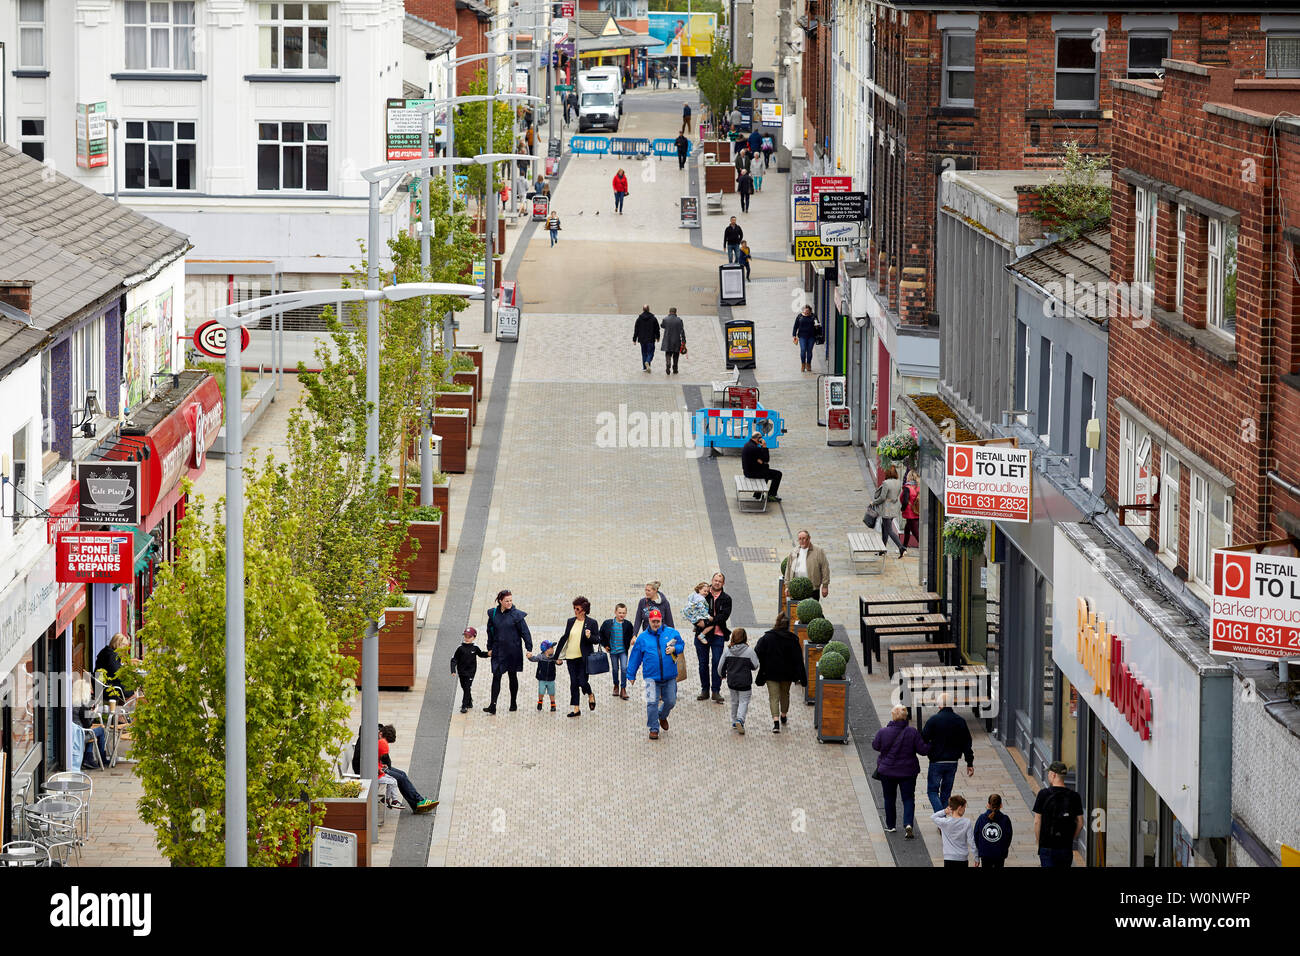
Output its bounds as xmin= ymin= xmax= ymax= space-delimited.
xmin=869 ymin=465 xmax=922 ymax=558
xmin=632 ymin=304 xmax=687 ymax=374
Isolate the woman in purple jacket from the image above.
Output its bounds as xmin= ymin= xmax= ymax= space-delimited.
xmin=872 ymin=704 xmax=931 ymax=837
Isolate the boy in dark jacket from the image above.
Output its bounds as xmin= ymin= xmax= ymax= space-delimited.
xmin=451 ymin=627 xmax=489 ymax=713
xmin=974 ymin=793 xmax=1014 ymax=867
xmin=527 ymin=640 xmax=558 ymax=712
xmin=600 ymin=605 xmax=636 ymax=698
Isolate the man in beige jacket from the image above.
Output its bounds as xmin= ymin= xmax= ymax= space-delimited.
xmin=784 ymin=530 xmax=830 ymax=597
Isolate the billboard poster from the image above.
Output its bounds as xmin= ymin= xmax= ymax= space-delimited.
xmin=155 ymin=289 xmax=174 ymax=375
xmin=646 ymin=12 xmax=715 ymax=58
xmin=124 ymin=303 xmax=149 ymax=410
xmin=76 ymin=102 xmax=109 ymax=169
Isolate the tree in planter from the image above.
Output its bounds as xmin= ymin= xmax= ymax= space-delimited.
xmin=823 ymin=640 xmax=852 ymax=662
xmin=805 ymin=618 xmax=834 ymax=646
xmin=453 ymin=68 xmax=516 ymax=225
xmin=696 ymin=38 xmax=743 ymax=129
xmin=818 ymin=651 xmax=848 ymax=680
xmin=122 ymin=479 xmax=355 ymax=866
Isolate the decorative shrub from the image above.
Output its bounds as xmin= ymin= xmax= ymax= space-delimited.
xmin=780 ymin=556 xmax=788 ymax=575
xmin=796 ymin=598 xmax=823 ymax=623
xmin=876 ymin=428 xmax=919 ymax=462
xmin=437 ymin=381 xmax=472 ymax=392
xmin=787 ymin=576 xmax=815 ymax=601
xmin=943 ymin=517 xmax=987 ymax=559
xmin=451 ymin=354 xmax=475 ymax=372
xmin=823 ymin=640 xmax=851 ymax=662
xmin=408 ymin=505 xmax=443 ymax=522
xmin=805 ymin=618 xmax=834 ymax=645
xmin=326 ymin=779 xmax=363 ymax=799
xmin=818 ymin=651 xmax=847 ymax=680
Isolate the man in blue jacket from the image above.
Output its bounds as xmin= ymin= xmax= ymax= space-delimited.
xmin=625 ymin=608 xmax=684 ymax=740
xmin=921 ymin=692 xmax=975 ymax=812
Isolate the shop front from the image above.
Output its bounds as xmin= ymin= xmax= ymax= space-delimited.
xmin=1053 ymin=521 xmax=1233 ymax=867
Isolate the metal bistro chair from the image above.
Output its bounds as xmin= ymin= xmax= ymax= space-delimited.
xmin=44 ymin=771 xmax=93 ymax=841
xmin=91 ymin=672 xmax=138 ymax=767
xmin=25 ymin=795 xmax=83 ymax=866
xmin=0 ymin=841 xmax=51 ymax=867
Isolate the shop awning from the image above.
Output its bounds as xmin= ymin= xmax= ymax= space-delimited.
xmin=112 ymin=526 xmax=156 ymax=574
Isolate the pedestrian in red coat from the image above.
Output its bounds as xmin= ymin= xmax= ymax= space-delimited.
xmin=612 ymin=168 xmax=629 ymax=215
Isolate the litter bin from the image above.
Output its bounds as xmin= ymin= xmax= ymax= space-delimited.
xmin=724 ymin=318 xmax=756 ymax=370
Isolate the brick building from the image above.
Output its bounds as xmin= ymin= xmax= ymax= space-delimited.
xmin=406 ymin=0 xmax=492 ymax=92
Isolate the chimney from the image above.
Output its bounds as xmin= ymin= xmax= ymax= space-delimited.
xmin=0 ymin=280 xmax=34 ymax=315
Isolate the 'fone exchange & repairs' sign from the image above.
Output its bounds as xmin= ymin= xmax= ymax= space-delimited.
xmin=944 ymin=443 xmax=1032 ymax=523
xmin=1210 ymin=550 xmax=1300 ymax=661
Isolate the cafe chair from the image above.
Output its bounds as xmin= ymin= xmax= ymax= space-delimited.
xmin=45 ymin=772 xmax=93 ymax=840
xmin=0 ymin=841 xmax=51 ymax=867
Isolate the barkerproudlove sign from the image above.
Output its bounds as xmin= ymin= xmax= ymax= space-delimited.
xmin=1210 ymin=550 xmax=1300 ymax=661
xmin=77 ymin=461 xmax=140 ymax=526
xmin=944 ymin=443 xmax=1032 ymax=523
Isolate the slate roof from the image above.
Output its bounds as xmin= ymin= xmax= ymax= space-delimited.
xmin=0 ymin=300 xmax=50 ymax=377
xmin=1006 ymin=226 xmax=1112 ymax=324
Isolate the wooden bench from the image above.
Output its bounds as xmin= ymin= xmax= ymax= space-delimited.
xmin=735 ymin=475 xmax=770 ymax=512
xmin=847 ymin=530 xmax=887 ymax=574
xmin=887 ymin=642 xmax=958 ymax=677
xmin=706 ymin=190 xmax=724 ymax=213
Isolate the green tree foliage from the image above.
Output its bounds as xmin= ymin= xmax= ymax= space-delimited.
xmin=123 ymin=483 xmax=355 ymax=866
xmin=696 ymin=37 xmax=743 ymax=125
xmin=1033 ymin=141 xmax=1110 ymax=240
xmin=453 ymin=68 xmax=516 ymax=199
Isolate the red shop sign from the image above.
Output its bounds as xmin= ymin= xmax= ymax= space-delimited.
xmin=56 ymin=531 xmax=134 ymax=584
xmin=47 ymin=481 xmax=79 ymax=544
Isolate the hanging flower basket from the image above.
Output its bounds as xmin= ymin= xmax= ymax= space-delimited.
xmin=942 ymin=517 xmax=987 ymax=559
xmin=877 ymin=428 xmax=919 ymax=463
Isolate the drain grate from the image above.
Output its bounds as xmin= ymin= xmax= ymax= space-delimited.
xmin=726 ymin=546 xmax=780 ymax=563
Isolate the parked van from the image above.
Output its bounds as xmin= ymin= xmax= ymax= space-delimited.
xmin=584 ymin=65 xmax=624 ymax=115
xmin=577 ymin=70 xmax=621 ymax=132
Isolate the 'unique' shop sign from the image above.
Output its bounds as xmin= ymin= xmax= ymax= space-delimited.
xmin=943 ymin=443 xmax=1032 ymax=523
xmin=1209 ymin=550 xmax=1300 ymax=661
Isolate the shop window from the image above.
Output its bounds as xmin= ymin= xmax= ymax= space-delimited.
xmin=1101 ymin=733 xmax=1132 ymax=867
xmin=1174 ymin=204 xmax=1187 ymax=312
xmin=1265 ymin=33 xmax=1300 ymax=77
xmin=1127 ymin=33 xmax=1169 ymax=79
xmin=1079 ymin=373 xmax=1096 ymax=490
xmin=942 ymin=31 xmax=975 ymax=106
xmin=1039 ymin=582 xmax=1054 ymax=749
xmin=258 ymin=2 xmax=329 ymax=71
xmin=19 ymin=118 xmax=45 ymax=162
xmin=1133 ymin=187 xmax=1157 ymax=294
xmin=1055 ymin=33 xmax=1099 ymax=109
xmin=1158 ymin=450 xmax=1180 ymax=569
xmin=1207 ymin=218 xmax=1237 ymax=337
xmin=1188 ymin=471 xmax=1232 ymax=595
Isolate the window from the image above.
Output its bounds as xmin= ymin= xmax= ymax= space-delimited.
xmin=125 ymin=120 xmax=197 ymax=190
xmin=942 ymin=31 xmax=975 ymax=106
xmin=1188 ymin=471 xmax=1232 ymax=592
xmin=257 ymin=121 xmax=328 ymax=191
xmin=1079 ymin=373 xmax=1096 ymax=490
xmin=125 ymin=1 xmax=196 ymax=71
xmin=258 ymin=3 xmax=329 ymax=71
xmin=1175 ymin=204 xmax=1187 ymax=311
xmin=10 ymin=423 xmax=29 ymax=529
xmin=1159 ymin=450 xmax=1180 ymax=567
xmin=1015 ymin=320 xmax=1030 ymax=420
xmin=1127 ymin=33 xmax=1169 ymax=79
xmin=1119 ymin=415 xmax=1153 ymax=537
xmin=19 ymin=119 xmax=45 ymax=161
xmin=1207 ymin=218 xmax=1238 ymax=336
xmin=69 ymin=319 xmax=106 ymax=424
xmin=1038 ymin=336 xmax=1053 ymax=443
xmin=1055 ymin=33 xmax=1099 ymax=108
xmin=1061 ymin=353 xmax=1073 ymax=456
xmin=1133 ymin=187 xmax=1157 ymax=291
xmin=1266 ymin=34 xmax=1300 ymax=78
xmin=19 ymin=0 xmax=45 ymax=68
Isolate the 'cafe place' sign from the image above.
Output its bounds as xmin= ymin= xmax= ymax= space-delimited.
xmin=1076 ymin=597 xmax=1154 ymax=741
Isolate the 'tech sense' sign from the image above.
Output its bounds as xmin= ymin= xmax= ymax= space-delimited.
xmin=944 ymin=443 xmax=1032 ymax=523
xmin=1210 ymin=550 xmax=1300 ymax=661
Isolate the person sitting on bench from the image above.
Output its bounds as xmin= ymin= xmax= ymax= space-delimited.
xmin=742 ymin=433 xmax=781 ymax=502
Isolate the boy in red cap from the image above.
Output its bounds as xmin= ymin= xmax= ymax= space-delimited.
xmin=451 ymin=627 xmax=489 ymax=714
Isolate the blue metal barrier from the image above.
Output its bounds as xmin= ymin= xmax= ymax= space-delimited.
xmin=651 ymin=138 xmax=692 ymax=158
xmin=608 ymin=136 xmax=652 ymax=158
xmin=569 ymin=136 xmax=609 ymax=155
xmin=690 ymin=404 xmax=786 ymax=451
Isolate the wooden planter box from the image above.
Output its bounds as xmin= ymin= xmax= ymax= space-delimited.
xmin=705 ymin=163 xmax=736 ymax=194
xmin=432 ymin=410 xmax=469 ymax=473
xmin=432 ymin=481 xmax=450 ymax=553
xmin=814 ymin=678 xmax=850 ymax=743
xmin=471 ymin=217 xmax=507 ymax=248
xmin=395 ymin=519 xmax=441 ymax=593
xmin=341 ymin=605 xmax=419 ymax=689
xmin=437 ymin=390 xmax=475 ymax=432
xmin=452 ymin=367 xmax=481 ymax=405
xmin=455 ymin=346 xmax=484 ymax=379
xmin=804 ymin=642 xmax=825 ymax=706
xmin=317 ymin=779 xmax=376 ymax=867
xmin=700 ymin=139 xmax=730 ymax=161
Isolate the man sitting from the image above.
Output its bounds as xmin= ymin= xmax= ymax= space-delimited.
xmin=742 ymin=433 xmax=782 ymax=503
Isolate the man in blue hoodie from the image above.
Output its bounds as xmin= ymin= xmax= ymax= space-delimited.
xmin=625 ymin=608 xmax=685 ymax=740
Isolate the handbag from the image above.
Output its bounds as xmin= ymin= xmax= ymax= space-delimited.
xmin=813 ymin=321 xmax=825 ymax=345
xmin=673 ymin=652 xmax=688 ymax=683
xmin=679 ymin=339 xmax=688 ymax=356
xmin=586 ymin=650 xmax=610 ymax=675
xmin=863 ymin=507 xmax=879 ymax=530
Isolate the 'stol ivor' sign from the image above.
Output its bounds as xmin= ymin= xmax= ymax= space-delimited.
xmin=1210 ymin=550 xmax=1300 ymax=661
xmin=944 ymin=443 xmax=1032 ymax=523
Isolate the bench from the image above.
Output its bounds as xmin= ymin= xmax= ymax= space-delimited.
xmin=735 ymin=475 xmax=770 ymax=513
xmin=887 ymin=642 xmax=959 ymax=678
xmin=706 ymin=191 xmax=724 ymax=213
xmin=847 ymin=530 xmax=887 ymax=575
xmin=413 ymin=594 xmax=432 ymax=633
xmin=711 ymin=367 xmax=741 ymax=403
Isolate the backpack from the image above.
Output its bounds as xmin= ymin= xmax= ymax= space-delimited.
xmin=722 ymin=648 xmax=755 ymax=691
xmin=1041 ymin=789 xmax=1076 ymax=846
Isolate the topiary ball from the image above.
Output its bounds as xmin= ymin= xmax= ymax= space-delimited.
xmin=806 ymin=617 xmax=834 ymax=645
xmin=780 ymin=556 xmax=788 ymax=575
xmin=796 ymin=598 xmax=823 ymax=623
xmin=823 ymin=640 xmax=851 ymax=662
xmin=787 ymin=576 xmax=815 ymax=602
xmin=818 ymin=650 xmax=847 ymax=680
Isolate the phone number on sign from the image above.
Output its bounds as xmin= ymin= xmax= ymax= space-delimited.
xmin=946 ymin=492 xmax=1028 ymax=515
xmin=1213 ymin=619 xmax=1300 ymax=655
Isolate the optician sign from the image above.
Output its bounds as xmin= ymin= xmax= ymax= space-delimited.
xmin=944 ymin=443 xmax=1032 ymax=523
xmin=819 ymin=221 xmax=860 ymax=247
xmin=1210 ymin=550 xmax=1300 ymax=661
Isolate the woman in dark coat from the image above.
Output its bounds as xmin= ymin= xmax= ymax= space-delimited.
xmin=485 ymin=589 xmax=533 ymax=714
xmin=754 ymin=613 xmax=806 ymax=734
xmin=553 ymin=596 xmax=601 ymax=717
xmin=872 ymin=704 xmax=931 ymax=837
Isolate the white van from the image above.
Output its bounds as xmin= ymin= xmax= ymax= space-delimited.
xmin=584 ymin=66 xmax=624 ymax=116
xmin=577 ymin=70 xmax=621 ymax=132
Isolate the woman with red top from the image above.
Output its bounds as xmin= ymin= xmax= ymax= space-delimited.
xmin=900 ymin=467 xmax=922 ymax=558
xmin=612 ymin=168 xmax=629 ymax=215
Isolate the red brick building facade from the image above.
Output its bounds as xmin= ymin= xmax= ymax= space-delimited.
xmin=1106 ymin=59 xmax=1300 ymax=593
xmin=406 ymin=0 xmax=491 ymax=93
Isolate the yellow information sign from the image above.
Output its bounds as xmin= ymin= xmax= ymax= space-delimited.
xmin=794 ymin=236 xmax=835 ymax=262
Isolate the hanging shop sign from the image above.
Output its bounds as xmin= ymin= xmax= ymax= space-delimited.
xmin=818 ymin=221 xmax=860 ymax=247
xmin=817 ymin=190 xmax=868 ymax=223
xmin=76 ymin=102 xmax=109 ymax=169
xmin=192 ymin=319 xmax=251 ymax=359
xmin=77 ymin=462 xmax=140 ymax=526
xmin=1209 ymin=550 xmax=1300 ymax=661
xmin=810 ymin=175 xmax=852 ymax=205
xmin=385 ymin=99 xmax=447 ymax=161
xmin=794 ymin=235 xmax=834 ymax=262
xmin=56 ymin=531 xmax=134 ymax=585
xmin=679 ymin=195 xmax=700 ymax=229
xmin=944 ymin=443 xmax=1032 ymax=523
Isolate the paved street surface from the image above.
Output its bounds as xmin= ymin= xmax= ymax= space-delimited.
xmin=79 ymin=88 xmax=1042 ymax=868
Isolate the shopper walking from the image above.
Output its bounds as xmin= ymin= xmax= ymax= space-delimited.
xmin=633 ymin=581 xmax=674 ymax=632
xmin=693 ymin=572 xmax=731 ymax=703
xmin=792 ymin=304 xmax=818 ymax=372
xmin=681 ymin=101 xmax=692 ymax=135
xmin=484 ymin=589 xmax=533 ymax=714
xmin=600 ymin=603 xmax=636 ymax=699
xmin=871 ymin=465 xmax=906 ymax=554
xmin=723 ymin=217 xmax=743 ymax=263
xmin=900 ymin=467 xmax=921 ymax=556
xmin=1033 ymin=761 xmax=1084 ymax=867
xmin=747 ymin=128 xmax=763 ymax=156
xmin=783 ymin=529 xmax=830 ymax=598
xmin=754 ymin=613 xmax=805 ymax=733
xmin=718 ymin=628 xmax=760 ymax=734
xmin=676 ymin=133 xmax=690 ymax=169
xmin=612 ymin=168 xmax=629 ymax=214
xmin=871 ymin=704 xmax=931 ymax=837
xmin=660 ymin=306 xmax=685 ymax=375
xmin=736 ymin=241 xmax=752 ymax=280
xmin=922 ymin=692 xmax=975 ymax=812
xmin=975 ymin=794 xmax=1014 ymax=868
xmin=450 ymin=626 xmax=490 ymax=713
xmin=625 ymin=609 xmax=685 ymax=740
xmin=761 ymin=136 xmax=774 ymax=169
xmin=553 ymin=596 xmax=600 ymax=717
xmin=932 ymin=795 xmax=979 ymax=867
xmin=633 ymin=305 xmax=660 ymax=371
xmin=737 ymin=169 xmax=754 ymax=213
xmin=547 ymin=209 xmax=561 ymax=247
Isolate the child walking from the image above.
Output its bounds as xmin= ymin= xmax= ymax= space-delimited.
xmin=527 ymin=640 xmax=558 ymax=712
xmin=450 ymin=627 xmax=489 ymax=714
xmin=682 ymin=581 xmax=710 ymax=626
xmin=974 ymin=793 xmax=1014 ymax=868
xmin=717 ymin=627 xmax=760 ymax=734
xmin=932 ymin=794 xmax=979 ymax=867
